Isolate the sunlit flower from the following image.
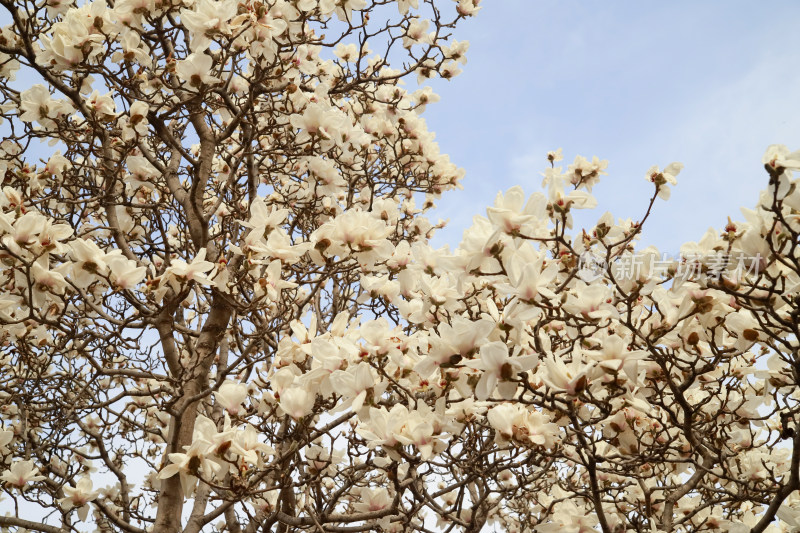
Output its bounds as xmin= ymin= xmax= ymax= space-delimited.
xmin=464 ymin=342 xmax=537 ymax=400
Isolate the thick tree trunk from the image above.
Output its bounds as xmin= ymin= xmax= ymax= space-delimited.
xmin=154 ymin=293 xmax=232 ymax=531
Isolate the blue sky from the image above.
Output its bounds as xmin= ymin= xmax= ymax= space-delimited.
xmin=424 ymin=1 xmax=800 ymax=254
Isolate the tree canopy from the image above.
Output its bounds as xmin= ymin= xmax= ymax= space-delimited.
xmin=1 ymin=1 xmax=800 ymax=532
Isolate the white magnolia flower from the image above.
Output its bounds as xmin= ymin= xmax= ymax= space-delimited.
xmin=645 ymin=162 xmax=683 ymax=200
xmin=157 ymin=440 xmax=217 ymax=497
xmin=395 ymin=0 xmax=419 ymax=14
xmin=181 ymin=0 xmax=238 ymax=51
xmin=164 ymin=248 xmax=217 ymax=288
xmin=59 ymin=477 xmax=99 ymax=521
xmin=107 ymin=256 xmax=147 ymax=290
xmin=176 ymin=53 xmax=219 ymax=88
xmin=31 ymin=260 xmax=68 ymax=307
xmin=86 ymin=90 xmax=117 ymax=120
xmin=354 ymin=487 xmax=392 ymax=512
xmin=415 ymin=316 xmax=495 ymax=378
xmin=19 ymin=84 xmax=72 ymax=129
xmin=279 ymin=387 xmax=315 ymax=419
xmin=1 ymin=459 xmax=46 ymax=490
xmin=231 ymin=424 xmax=275 ymax=466
xmin=541 ymin=353 xmax=593 ymax=396
xmin=464 ymin=342 xmax=537 ymax=400
xmin=763 ymin=144 xmax=800 ymax=172
xmin=214 ymin=381 xmax=249 ymax=415
xmin=0 ymin=428 xmax=12 ymax=451
xmin=329 ymin=363 xmax=377 ymax=412
xmin=357 ymin=404 xmax=409 ymax=452
xmin=69 ymin=238 xmax=117 ymax=287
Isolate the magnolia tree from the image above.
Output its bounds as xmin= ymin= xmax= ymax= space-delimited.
xmin=1 ymin=0 xmax=800 ymax=532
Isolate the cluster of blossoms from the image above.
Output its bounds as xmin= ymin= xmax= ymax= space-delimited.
xmin=1 ymin=0 xmax=800 ymax=532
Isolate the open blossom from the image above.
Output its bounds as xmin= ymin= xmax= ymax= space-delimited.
xmin=18 ymin=84 xmax=73 ymax=129
xmin=0 ymin=428 xmax=12 ymax=451
xmin=535 ymin=498 xmax=599 ymax=533
xmin=44 ymin=151 xmax=70 ymax=179
xmin=289 ymin=102 xmax=352 ymax=144
xmin=239 ymin=198 xmax=287 ymax=230
xmin=31 ymin=260 xmax=68 ymax=307
xmin=464 ymin=341 xmax=537 ymax=400
xmin=329 ymin=362 xmax=378 ymax=413
xmin=486 ymin=404 xmax=559 ymax=448
xmin=540 ymin=353 xmax=594 ymax=396
xmin=586 ymin=334 xmax=647 ymax=383
xmin=394 ymin=413 xmax=439 ymax=460
xmin=403 ymin=17 xmax=431 ymax=48
xmin=69 ymin=238 xmax=118 ymax=287
xmin=107 ymin=256 xmax=147 ymax=290
xmin=176 ymin=53 xmax=219 ymax=88
xmin=502 ymin=254 xmax=559 ymax=302
xmin=354 ymin=487 xmax=392 ymax=512
xmin=1 ymin=459 xmax=46 ymax=490
xmin=157 ymin=440 xmax=218 ymax=497
xmin=562 ymin=282 xmax=618 ymax=321
xmin=646 ymin=162 xmax=683 ymax=200
xmin=125 ymin=101 xmax=150 ymax=137
xmin=247 ymin=227 xmax=311 ymax=264
xmin=37 ymin=1 xmax=109 ymax=68
xmin=311 ymin=209 xmax=394 ymax=265
xmin=568 ymin=155 xmax=608 ymax=192
xmin=415 ymin=316 xmax=495 ymax=377
xmin=253 ymin=259 xmax=298 ymax=302
xmin=456 ymin=0 xmax=480 ymax=16
xmin=9 ymin=211 xmax=48 ymax=248
xmin=486 ymin=186 xmax=545 ymax=235
xmin=163 ymin=248 xmax=216 ymax=289
xmin=299 ymin=0 xmax=367 ymax=21
xmin=279 ymin=387 xmax=315 ymax=419
xmin=86 ymin=90 xmax=116 ymax=119
xmin=305 ymin=445 xmax=344 ymax=476
xmin=181 ymin=0 xmax=239 ymax=51
xmin=777 ymin=501 xmax=800 ymax=530
xmin=547 ymin=148 xmax=564 ymax=164
xmin=214 ymin=381 xmax=248 ymax=415
xmin=356 ymin=405 xmax=409 ymax=453
xmin=59 ymin=477 xmax=99 ymax=521
xmin=763 ymin=144 xmax=800 ymax=172
xmin=231 ymin=424 xmax=275 ymax=466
